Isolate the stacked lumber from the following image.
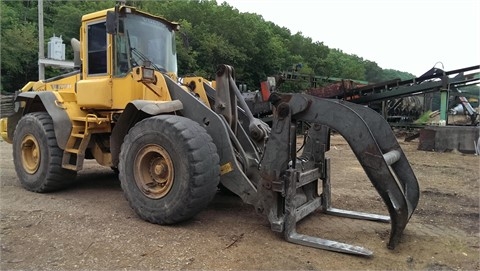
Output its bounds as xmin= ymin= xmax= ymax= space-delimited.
xmin=0 ymin=94 xmax=15 ymax=118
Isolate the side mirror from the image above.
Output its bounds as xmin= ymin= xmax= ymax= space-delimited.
xmin=106 ymin=11 xmax=117 ymax=34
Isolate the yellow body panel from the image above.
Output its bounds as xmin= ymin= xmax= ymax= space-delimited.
xmin=20 ymin=73 xmax=80 ymax=93
xmin=0 ymin=118 xmax=10 ymax=143
xmin=81 ymin=9 xmax=110 ymax=22
xmin=77 ymin=78 xmax=113 ymax=108
xmin=20 ymin=82 xmax=36 ymax=92
xmin=111 ymin=75 xmax=136 ymax=108
xmin=131 ymin=67 xmax=173 ymax=102
xmin=182 ymin=77 xmax=212 ymax=107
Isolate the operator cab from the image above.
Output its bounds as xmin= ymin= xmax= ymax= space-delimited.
xmin=76 ymin=5 xmax=180 ymax=109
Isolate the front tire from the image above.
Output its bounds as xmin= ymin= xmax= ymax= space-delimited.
xmin=119 ymin=115 xmax=220 ymax=224
xmin=12 ymin=112 xmax=77 ymax=192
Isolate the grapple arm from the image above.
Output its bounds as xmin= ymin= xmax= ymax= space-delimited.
xmin=260 ymin=92 xmax=420 ymax=256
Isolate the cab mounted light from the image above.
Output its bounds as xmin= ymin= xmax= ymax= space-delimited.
xmin=141 ymin=66 xmax=156 ymax=83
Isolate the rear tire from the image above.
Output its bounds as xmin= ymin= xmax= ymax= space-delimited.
xmin=12 ymin=112 xmax=77 ymax=192
xmin=119 ymin=115 xmax=220 ymax=224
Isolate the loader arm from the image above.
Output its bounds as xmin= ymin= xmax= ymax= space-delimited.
xmin=211 ymin=65 xmax=419 ymax=256
xmin=259 ymin=92 xmax=420 ymax=256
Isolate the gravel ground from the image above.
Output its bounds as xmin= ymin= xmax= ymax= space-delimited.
xmin=1 ymin=134 xmax=479 ymax=270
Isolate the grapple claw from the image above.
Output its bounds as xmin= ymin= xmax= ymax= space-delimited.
xmin=260 ymin=93 xmax=420 ymax=255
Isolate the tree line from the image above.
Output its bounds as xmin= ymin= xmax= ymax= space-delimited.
xmin=1 ymin=0 xmax=416 ymax=92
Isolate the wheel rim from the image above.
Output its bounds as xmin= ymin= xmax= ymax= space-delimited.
xmin=21 ymin=135 xmax=41 ymax=174
xmin=134 ymin=144 xmax=174 ymax=199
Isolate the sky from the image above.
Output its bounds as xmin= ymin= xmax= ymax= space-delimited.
xmin=221 ymin=0 xmax=480 ymax=77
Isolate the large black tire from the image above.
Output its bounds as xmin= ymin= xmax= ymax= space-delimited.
xmin=12 ymin=112 xmax=77 ymax=192
xmin=119 ymin=115 xmax=220 ymax=224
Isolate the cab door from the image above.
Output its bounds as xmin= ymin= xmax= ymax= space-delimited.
xmin=110 ymin=33 xmax=138 ymax=109
xmin=77 ymin=19 xmax=113 ymax=109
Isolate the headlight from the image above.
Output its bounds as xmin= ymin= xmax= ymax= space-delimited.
xmin=142 ymin=67 xmax=155 ymax=83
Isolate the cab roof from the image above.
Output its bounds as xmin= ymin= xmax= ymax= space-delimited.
xmin=81 ymin=5 xmax=179 ymax=29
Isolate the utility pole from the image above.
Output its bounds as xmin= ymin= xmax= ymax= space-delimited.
xmin=38 ymin=0 xmax=45 ymax=80
xmin=37 ymin=0 xmax=74 ymax=76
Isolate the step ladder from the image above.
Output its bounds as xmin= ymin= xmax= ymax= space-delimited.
xmin=62 ymin=114 xmax=109 ymax=171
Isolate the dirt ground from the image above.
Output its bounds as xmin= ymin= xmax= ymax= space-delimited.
xmin=0 ymin=133 xmax=479 ymax=270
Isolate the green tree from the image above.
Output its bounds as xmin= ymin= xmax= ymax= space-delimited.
xmin=0 ymin=0 xmax=417 ymax=93
xmin=1 ymin=2 xmax=38 ymax=91
xmin=364 ymin=60 xmax=383 ymax=83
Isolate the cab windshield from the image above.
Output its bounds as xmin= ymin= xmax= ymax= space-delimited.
xmin=114 ymin=13 xmax=177 ymax=76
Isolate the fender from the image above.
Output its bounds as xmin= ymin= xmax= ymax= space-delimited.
xmin=8 ymin=91 xmax=71 ymax=149
xmin=110 ymin=100 xmax=183 ymax=167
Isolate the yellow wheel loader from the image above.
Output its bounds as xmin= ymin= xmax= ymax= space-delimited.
xmin=0 ymin=3 xmax=419 ymax=256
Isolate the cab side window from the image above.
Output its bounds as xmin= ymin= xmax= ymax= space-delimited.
xmin=87 ymin=22 xmax=107 ymax=75
xmin=114 ymin=34 xmax=130 ymax=76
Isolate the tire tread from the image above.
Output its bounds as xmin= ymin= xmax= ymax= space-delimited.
xmin=119 ymin=115 xmax=220 ymax=224
xmin=13 ymin=112 xmax=76 ymax=192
